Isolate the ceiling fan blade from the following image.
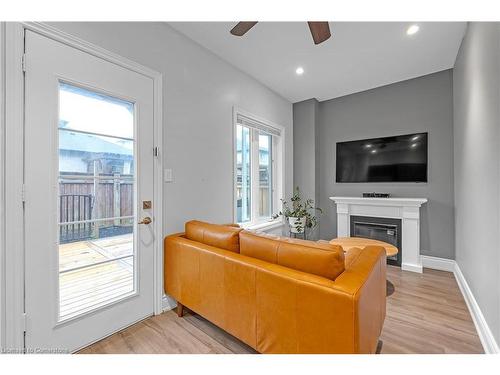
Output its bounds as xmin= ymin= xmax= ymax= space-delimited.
xmin=308 ymin=22 xmax=331 ymax=44
xmin=230 ymin=22 xmax=258 ymax=36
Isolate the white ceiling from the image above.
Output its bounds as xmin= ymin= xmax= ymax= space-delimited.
xmin=169 ymin=22 xmax=466 ymax=103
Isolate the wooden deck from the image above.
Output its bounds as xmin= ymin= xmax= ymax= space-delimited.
xmin=78 ymin=266 xmax=484 ymax=354
xmin=59 ymin=234 xmax=134 ymax=321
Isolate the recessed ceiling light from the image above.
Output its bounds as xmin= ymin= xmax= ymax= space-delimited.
xmin=364 ymin=144 xmax=372 ymax=148
xmin=295 ymin=67 xmax=304 ymax=75
xmin=371 ymin=149 xmax=377 ymax=154
xmin=407 ymin=25 xmax=420 ymax=36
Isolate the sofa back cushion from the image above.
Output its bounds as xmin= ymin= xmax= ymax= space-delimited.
xmin=185 ymin=220 xmax=242 ymax=253
xmin=239 ymin=231 xmax=345 ymax=280
xmin=239 ymin=231 xmax=280 ymax=263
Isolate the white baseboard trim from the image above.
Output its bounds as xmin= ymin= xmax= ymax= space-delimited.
xmin=453 ymin=263 xmax=499 ymax=354
xmin=421 ymin=255 xmax=499 ymax=354
xmin=162 ymin=294 xmax=177 ymax=312
xmin=401 ymin=262 xmax=423 ymax=273
xmin=421 ymin=255 xmax=455 ymax=272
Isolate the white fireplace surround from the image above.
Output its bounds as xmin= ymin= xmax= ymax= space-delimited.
xmin=329 ymin=197 xmax=428 ymax=273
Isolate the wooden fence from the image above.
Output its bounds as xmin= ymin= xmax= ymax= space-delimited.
xmin=59 ymin=173 xmax=133 ymax=243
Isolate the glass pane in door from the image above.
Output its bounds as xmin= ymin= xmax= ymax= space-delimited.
xmin=58 ymin=82 xmax=135 ymax=321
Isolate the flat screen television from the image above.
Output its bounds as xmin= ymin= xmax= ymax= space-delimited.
xmin=336 ymin=132 xmax=428 ymax=183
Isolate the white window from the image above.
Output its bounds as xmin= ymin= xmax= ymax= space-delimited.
xmin=233 ymin=109 xmax=284 ymax=227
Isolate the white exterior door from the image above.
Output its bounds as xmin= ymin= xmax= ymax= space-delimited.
xmin=24 ymin=30 xmax=156 ymax=352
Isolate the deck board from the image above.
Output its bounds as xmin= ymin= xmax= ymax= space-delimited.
xmin=58 ymin=234 xmax=134 ymax=321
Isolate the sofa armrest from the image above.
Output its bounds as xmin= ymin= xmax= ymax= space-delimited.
xmin=332 ymin=246 xmax=387 ymax=353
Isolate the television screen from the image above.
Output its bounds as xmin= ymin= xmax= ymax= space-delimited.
xmin=336 ymin=132 xmax=428 ymax=183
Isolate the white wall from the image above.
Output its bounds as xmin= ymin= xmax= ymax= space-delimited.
xmin=46 ymin=22 xmax=293 ymax=235
xmin=453 ymin=22 xmax=500 ymax=344
xmin=0 ymin=22 xmax=5 ymax=350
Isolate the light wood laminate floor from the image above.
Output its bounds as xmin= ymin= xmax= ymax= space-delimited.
xmin=78 ymin=266 xmax=483 ymax=354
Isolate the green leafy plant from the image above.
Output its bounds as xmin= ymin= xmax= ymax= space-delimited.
xmin=272 ymin=187 xmax=322 ymax=234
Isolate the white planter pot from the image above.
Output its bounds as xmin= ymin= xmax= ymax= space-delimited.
xmin=288 ymin=217 xmax=306 ymax=234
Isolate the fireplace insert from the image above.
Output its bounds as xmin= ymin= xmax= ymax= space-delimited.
xmin=350 ymin=215 xmax=402 ymax=266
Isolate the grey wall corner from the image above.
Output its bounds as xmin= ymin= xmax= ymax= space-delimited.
xmin=293 ymin=98 xmax=320 ymax=239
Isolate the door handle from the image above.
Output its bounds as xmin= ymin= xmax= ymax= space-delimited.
xmin=138 ymin=216 xmax=152 ymax=225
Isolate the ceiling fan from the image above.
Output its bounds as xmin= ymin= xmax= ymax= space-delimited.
xmin=230 ymin=21 xmax=331 ymax=45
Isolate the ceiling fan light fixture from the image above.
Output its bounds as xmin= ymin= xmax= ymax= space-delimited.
xmin=407 ymin=24 xmax=420 ymax=36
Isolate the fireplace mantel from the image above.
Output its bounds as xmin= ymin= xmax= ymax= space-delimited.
xmin=329 ymin=196 xmax=428 ymax=273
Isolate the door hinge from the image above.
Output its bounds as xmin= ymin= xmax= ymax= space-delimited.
xmin=21 ymin=313 xmax=27 ymax=333
xmin=153 ymin=146 xmax=159 ymax=157
xmin=21 ymin=54 xmax=26 ymax=73
xmin=21 ymin=184 xmax=26 ymax=203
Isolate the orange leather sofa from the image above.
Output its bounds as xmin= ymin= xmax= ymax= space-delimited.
xmin=164 ymin=220 xmax=387 ymax=354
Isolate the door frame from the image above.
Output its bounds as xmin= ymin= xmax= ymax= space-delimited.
xmin=1 ymin=22 xmax=164 ymax=351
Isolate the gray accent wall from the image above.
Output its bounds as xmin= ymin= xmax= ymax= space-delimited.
xmin=293 ymin=70 xmax=455 ymax=259
xmin=293 ymin=98 xmax=320 ymax=238
xmin=453 ymin=22 xmax=500 ymax=344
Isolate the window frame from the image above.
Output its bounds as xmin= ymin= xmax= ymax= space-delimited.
xmin=232 ymin=107 xmax=284 ymax=229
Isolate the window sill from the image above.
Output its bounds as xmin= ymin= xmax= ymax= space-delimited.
xmin=241 ymin=219 xmax=284 ymax=232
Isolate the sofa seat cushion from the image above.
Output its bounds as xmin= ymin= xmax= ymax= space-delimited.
xmin=185 ymin=220 xmax=242 ymax=253
xmin=239 ymin=231 xmax=345 ymax=280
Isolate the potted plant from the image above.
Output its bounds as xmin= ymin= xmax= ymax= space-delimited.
xmin=272 ymin=187 xmax=322 ymax=237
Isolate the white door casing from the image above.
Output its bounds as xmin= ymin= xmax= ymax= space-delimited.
xmin=1 ymin=22 xmax=163 ymax=352
xmin=23 ymin=28 xmax=159 ymax=352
